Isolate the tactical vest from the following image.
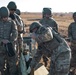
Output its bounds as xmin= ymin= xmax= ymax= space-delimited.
xmin=38 ymin=29 xmax=62 ymax=54
xmin=0 ymin=20 xmax=12 ymax=40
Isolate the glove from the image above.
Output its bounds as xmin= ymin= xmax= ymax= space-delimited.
xmin=26 ymin=66 xmax=31 ymax=74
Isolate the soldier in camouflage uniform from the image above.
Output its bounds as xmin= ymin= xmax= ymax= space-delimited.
xmin=39 ymin=8 xmax=59 ymax=68
xmin=7 ymin=1 xmax=24 ymax=55
xmin=28 ymin=22 xmax=71 ymax=75
xmin=68 ymin=12 xmax=76 ymax=72
xmin=0 ymin=7 xmax=18 ymax=75
xmin=39 ymin=8 xmax=58 ymax=31
xmin=15 ymin=9 xmax=25 ymax=34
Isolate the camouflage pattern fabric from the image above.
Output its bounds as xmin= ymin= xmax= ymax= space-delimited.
xmin=39 ymin=17 xmax=58 ymax=31
xmin=17 ymin=34 xmax=23 ymax=54
xmin=30 ymin=25 xmax=71 ymax=75
xmin=9 ymin=13 xmax=24 ymax=55
xmin=0 ymin=19 xmax=17 ymax=42
xmin=0 ymin=19 xmax=18 ymax=75
xmin=50 ymin=41 xmax=71 ymax=75
xmin=0 ymin=45 xmax=18 ymax=75
xmin=70 ymin=42 xmax=76 ymax=67
xmin=39 ymin=12 xmax=58 ymax=69
xmin=68 ymin=22 xmax=76 ymax=40
xmin=68 ymin=22 xmax=76 ymax=68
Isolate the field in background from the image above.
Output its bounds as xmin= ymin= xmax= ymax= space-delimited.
xmin=21 ymin=12 xmax=73 ymax=37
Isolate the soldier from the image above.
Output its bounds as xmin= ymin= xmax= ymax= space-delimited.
xmin=39 ymin=8 xmax=58 ymax=31
xmin=68 ymin=12 xmax=76 ymax=73
xmin=39 ymin=8 xmax=59 ymax=68
xmin=7 ymin=1 xmax=24 ymax=55
xmin=0 ymin=6 xmax=18 ymax=75
xmin=27 ymin=22 xmax=71 ymax=75
xmin=15 ymin=9 xmax=26 ymax=34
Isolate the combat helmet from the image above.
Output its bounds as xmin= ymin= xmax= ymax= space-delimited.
xmin=15 ymin=9 xmax=21 ymax=15
xmin=30 ymin=22 xmax=41 ymax=33
xmin=73 ymin=12 xmax=76 ymax=18
xmin=7 ymin=1 xmax=17 ymax=10
xmin=43 ymin=8 xmax=52 ymax=15
xmin=0 ymin=6 xmax=9 ymax=18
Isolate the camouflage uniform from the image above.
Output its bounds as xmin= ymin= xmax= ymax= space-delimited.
xmin=15 ymin=9 xmax=25 ymax=34
xmin=39 ymin=8 xmax=58 ymax=68
xmin=0 ymin=7 xmax=18 ymax=75
xmin=39 ymin=8 xmax=58 ymax=31
xmin=7 ymin=1 xmax=24 ymax=55
xmin=29 ymin=22 xmax=71 ymax=75
xmin=68 ymin=12 xmax=76 ymax=68
xmin=14 ymin=12 xmax=24 ymax=55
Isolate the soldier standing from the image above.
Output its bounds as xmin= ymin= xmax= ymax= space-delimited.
xmin=27 ymin=22 xmax=71 ymax=75
xmin=68 ymin=12 xmax=76 ymax=73
xmin=39 ymin=8 xmax=58 ymax=31
xmin=7 ymin=1 xmax=24 ymax=56
xmin=0 ymin=6 xmax=18 ymax=75
xmin=15 ymin=9 xmax=26 ymax=34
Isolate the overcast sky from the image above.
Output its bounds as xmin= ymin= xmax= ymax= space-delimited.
xmin=0 ymin=0 xmax=76 ymax=12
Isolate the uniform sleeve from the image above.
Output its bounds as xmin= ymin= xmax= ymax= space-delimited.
xmin=34 ymin=27 xmax=53 ymax=44
xmin=68 ymin=24 xmax=72 ymax=41
xmin=19 ymin=20 xmax=25 ymax=33
xmin=10 ymin=21 xmax=18 ymax=42
xmin=53 ymin=21 xmax=58 ymax=31
xmin=30 ymin=49 xmax=42 ymax=68
xmin=15 ymin=15 xmax=24 ymax=33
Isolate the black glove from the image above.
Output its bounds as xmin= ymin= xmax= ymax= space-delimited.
xmin=4 ymin=42 xmax=15 ymax=57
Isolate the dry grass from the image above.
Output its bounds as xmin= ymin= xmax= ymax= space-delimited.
xmin=21 ymin=12 xmax=73 ymax=37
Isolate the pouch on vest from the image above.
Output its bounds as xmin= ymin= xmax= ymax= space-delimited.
xmin=4 ymin=42 xmax=15 ymax=57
